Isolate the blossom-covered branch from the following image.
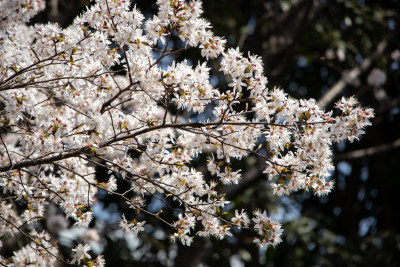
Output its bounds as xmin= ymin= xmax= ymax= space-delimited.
xmin=0 ymin=0 xmax=374 ymax=265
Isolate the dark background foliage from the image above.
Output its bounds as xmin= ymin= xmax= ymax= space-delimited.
xmin=28 ymin=0 xmax=400 ymax=266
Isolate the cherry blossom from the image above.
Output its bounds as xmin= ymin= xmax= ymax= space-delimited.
xmin=0 ymin=0 xmax=374 ymax=264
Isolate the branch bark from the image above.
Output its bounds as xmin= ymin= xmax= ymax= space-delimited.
xmin=0 ymin=121 xmax=266 ymax=172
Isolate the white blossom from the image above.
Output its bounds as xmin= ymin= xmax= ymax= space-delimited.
xmin=71 ymin=243 xmax=91 ymax=264
xmin=0 ymin=0 xmax=375 ymax=264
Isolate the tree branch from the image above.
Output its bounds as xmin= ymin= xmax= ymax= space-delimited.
xmin=317 ymin=38 xmax=389 ymax=108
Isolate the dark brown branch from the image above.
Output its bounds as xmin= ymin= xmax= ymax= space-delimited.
xmin=99 ymin=82 xmax=139 ymax=114
xmin=0 ymin=135 xmax=12 ymax=166
xmin=0 ymin=118 xmax=335 ymax=172
xmin=0 ymin=148 xmax=89 ymax=172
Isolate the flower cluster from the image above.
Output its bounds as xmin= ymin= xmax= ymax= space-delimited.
xmin=119 ymin=214 xmax=146 ymax=235
xmin=170 ymin=213 xmax=196 ymax=245
xmin=6 ymin=230 xmax=58 ymax=266
xmin=71 ymin=243 xmax=105 ymax=266
xmin=231 ymin=209 xmax=250 ymax=228
xmin=0 ymin=0 xmax=374 ymax=265
xmin=253 ymin=210 xmax=283 ymax=248
xmin=0 ymin=0 xmax=45 ymax=30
